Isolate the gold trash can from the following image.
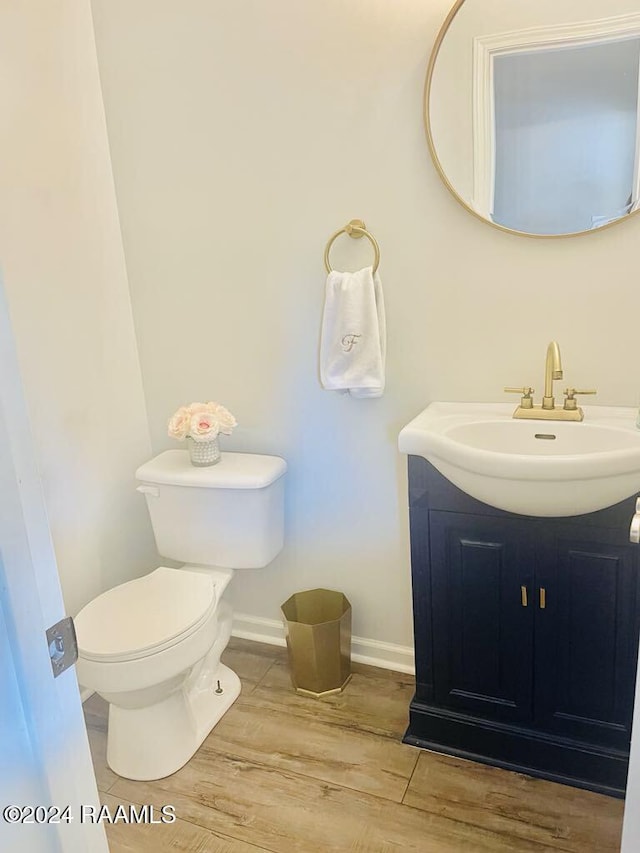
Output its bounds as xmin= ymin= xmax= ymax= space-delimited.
xmin=281 ymin=588 xmax=352 ymax=698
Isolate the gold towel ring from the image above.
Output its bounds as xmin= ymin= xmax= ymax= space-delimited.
xmin=324 ymin=219 xmax=380 ymax=274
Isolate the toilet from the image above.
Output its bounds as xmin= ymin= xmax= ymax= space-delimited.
xmin=75 ymin=449 xmax=286 ymax=781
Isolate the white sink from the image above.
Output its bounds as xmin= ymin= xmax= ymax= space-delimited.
xmin=398 ymin=402 xmax=640 ymax=517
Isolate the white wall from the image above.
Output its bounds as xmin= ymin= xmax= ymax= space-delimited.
xmin=0 ymin=0 xmax=157 ymax=617
xmin=623 ymin=657 xmax=640 ymax=849
xmin=89 ymin=0 xmax=640 ymax=660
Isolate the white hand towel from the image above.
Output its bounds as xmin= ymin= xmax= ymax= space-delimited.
xmin=320 ymin=266 xmax=386 ymax=398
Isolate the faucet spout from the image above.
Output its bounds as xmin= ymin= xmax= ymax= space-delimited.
xmin=542 ymin=341 xmax=563 ymax=409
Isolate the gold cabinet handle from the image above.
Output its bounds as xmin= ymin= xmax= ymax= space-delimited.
xmin=539 ymin=587 xmax=546 ymax=609
xmin=521 ymin=585 xmax=528 ymax=607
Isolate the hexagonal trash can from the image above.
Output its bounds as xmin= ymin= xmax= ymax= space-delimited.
xmin=281 ymin=588 xmax=352 ymax=698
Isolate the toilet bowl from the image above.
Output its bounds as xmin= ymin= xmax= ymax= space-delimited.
xmin=76 ymin=565 xmax=240 ymax=780
xmin=75 ymin=450 xmax=286 ymax=781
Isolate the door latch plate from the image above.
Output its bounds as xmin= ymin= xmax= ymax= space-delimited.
xmin=46 ymin=616 xmax=78 ymax=678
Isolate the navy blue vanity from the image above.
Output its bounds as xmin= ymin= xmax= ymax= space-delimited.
xmin=405 ymin=455 xmax=640 ymax=798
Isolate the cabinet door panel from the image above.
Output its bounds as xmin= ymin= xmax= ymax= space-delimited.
xmin=535 ymin=527 xmax=640 ymax=749
xmin=430 ymin=512 xmax=534 ymax=723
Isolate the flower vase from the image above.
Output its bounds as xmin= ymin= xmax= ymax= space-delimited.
xmin=187 ymin=436 xmax=221 ymax=467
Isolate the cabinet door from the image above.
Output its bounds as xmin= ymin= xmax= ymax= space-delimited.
xmin=534 ymin=526 xmax=640 ymax=750
xmin=430 ymin=511 xmax=535 ymax=724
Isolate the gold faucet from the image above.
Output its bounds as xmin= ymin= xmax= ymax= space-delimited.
xmin=505 ymin=341 xmax=596 ymax=421
xmin=542 ymin=341 xmax=562 ymax=410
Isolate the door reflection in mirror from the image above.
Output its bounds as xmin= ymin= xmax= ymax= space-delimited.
xmin=492 ymin=38 xmax=640 ymax=235
xmin=426 ymin=1 xmax=640 ymax=237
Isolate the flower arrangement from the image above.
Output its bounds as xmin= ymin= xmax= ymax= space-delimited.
xmin=168 ymin=401 xmax=237 ymax=443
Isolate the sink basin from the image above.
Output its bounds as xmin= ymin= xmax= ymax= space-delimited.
xmin=398 ymin=402 xmax=640 ymax=517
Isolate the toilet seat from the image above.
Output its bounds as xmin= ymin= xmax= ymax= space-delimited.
xmin=76 ymin=567 xmax=217 ymax=663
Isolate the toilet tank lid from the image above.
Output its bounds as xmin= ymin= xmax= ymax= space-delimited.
xmin=136 ymin=450 xmax=287 ymax=489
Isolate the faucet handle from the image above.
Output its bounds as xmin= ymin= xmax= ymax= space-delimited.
xmin=505 ymin=387 xmax=534 ymax=409
xmin=563 ymin=388 xmax=597 ymax=411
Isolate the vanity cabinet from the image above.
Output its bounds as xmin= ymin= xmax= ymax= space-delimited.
xmin=406 ymin=456 xmax=640 ymax=797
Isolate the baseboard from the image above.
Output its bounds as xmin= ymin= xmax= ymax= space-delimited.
xmin=231 ymin=612 xmax=415 ymax=675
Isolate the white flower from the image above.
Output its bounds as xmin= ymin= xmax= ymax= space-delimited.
xmin=207 ymin=402 xmax=237 ymax=435
xmin=168 ymin=400 xmax=237 ymax=443
xmin=189 ymin=412 xmax=220 ymax=442
xmin=168 ymin=406 xmax=191 ymax=440
xmin=188 ymin=402 xmax=216 ymax=415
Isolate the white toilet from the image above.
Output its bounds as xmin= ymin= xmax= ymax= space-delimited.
xmin=75 ymin=449 xmax=286 ymax=781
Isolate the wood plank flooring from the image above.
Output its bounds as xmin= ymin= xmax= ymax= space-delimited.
xmin=84 ymin=638 xmax=625 ymax=852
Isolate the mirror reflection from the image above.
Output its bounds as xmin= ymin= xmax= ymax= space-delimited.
xmin=427 ymin=1 xmax=640 ymax=236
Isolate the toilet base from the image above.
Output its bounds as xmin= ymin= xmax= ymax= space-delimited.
xmin=106 ymin=663 xmax=241 ymax=781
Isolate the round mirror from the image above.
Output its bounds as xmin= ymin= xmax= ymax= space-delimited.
xmin=427 ymin=1 xmax=640 ymax=237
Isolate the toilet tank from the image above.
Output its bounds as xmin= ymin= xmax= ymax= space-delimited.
xmin=135 ymin=450 xmax=286 ymax=569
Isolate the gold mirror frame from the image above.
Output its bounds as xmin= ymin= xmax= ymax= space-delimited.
xmin=424 ymin=0 xmax=640 ymax=239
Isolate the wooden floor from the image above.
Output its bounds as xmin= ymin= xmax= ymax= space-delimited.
xmin=84 ymin=637 xmax=625 ymax=853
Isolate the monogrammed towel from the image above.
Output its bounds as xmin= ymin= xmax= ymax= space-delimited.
xmin=319 ymin=266 xmax=386 ymax=398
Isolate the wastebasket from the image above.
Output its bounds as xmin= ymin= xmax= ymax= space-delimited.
xmin=281 ymin=588 xmax=352 ymax=698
